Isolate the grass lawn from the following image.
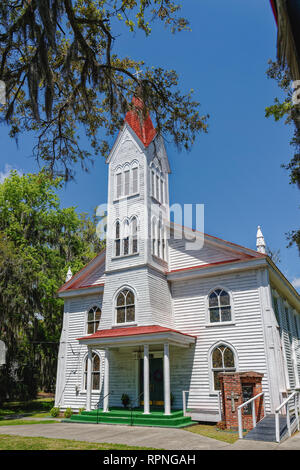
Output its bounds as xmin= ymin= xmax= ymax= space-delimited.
xmin=0 ymin=419 xmax=60 ymax=426
xmin=0 ymin=398 xmax=54 ymax=420
xmin=0 ymin=434 xmax=158 ymax=450
xmin=184 ymin=423 xmax=240 ymax=444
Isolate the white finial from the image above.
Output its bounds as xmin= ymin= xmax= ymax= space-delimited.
xmin=66 ymin=266 xmax=73 ymax=282
xmin=256 ymin=226 xmax=266 ymax=254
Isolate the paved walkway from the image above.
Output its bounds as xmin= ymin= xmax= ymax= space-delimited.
xmin=0 ymin=422 xmax=298 ymax=450
xmin=0 ymin=423 xmax=230 ymax=450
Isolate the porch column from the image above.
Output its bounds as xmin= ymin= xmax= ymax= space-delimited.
xmin=164 ymin=343 xmax=171 ymax=415
xmin=103 ymin=348 xmax=110 ymax=412
xmin=86 ymin=347 xmax=92 ymax=411
xmin=143 ymin=344 xmax=150 ymax=414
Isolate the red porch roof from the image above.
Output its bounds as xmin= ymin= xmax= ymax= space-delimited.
xmin=77 ymin=325 xmax=196 ymax=342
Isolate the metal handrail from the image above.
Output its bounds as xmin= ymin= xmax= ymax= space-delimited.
xmin=129 ymin=391 xmax=144 ymax=426
xmin=95 ymin=391 xmax=113 ymax=424
xmin=275 ymin=391 xmax=300 ymax=442
xmin=237 ymin=392 xmax=265 ymax=439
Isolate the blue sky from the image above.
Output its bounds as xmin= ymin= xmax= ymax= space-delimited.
xmin=0 ymin=0 xmax=299 ymax=289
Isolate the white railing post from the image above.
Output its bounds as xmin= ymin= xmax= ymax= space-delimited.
xmin=275 ymin=411 xmax=280 ymax=442
xmin=295 ymin=393 xmax=300 ymax=432
xmin=252 ymin=400 xmax=256 ymax=428
xmin=238 ymin=408 xmax=243 ymax=439
xmin=286 ymin=402 xmax=291 ymax=437
xmin=182 ymin=391 xmax=187 ymax=417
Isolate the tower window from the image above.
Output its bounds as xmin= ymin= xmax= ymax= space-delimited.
xmin=116 ymin=289 xmax=135 ymax=324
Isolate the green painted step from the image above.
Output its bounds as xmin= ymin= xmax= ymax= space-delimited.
xmin=64 ymin=407 xmax=193 ymax=428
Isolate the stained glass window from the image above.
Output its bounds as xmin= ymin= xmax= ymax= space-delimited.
xmin=211 ymin=345 xmax=236 ymax=391
xmin=84 ymin=352 xmax=101 ymax=390
xmin=116 ymin=289 xmax=135 ymax=324
xmin=87 ymin=306 xmax=101 ymax=334
xmin=208 ymin=289 xmax=232 ymax=323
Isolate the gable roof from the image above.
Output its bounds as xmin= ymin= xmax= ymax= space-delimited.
xmin=58 ymin=248 xmax=106 ymax=294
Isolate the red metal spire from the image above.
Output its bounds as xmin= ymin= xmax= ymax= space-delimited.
xmin=124 ymin=96 xmax=157 ymax=147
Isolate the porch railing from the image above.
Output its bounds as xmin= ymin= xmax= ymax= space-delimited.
xmin=95 ymin=391 xmax=113 ymax=424
xmin=237 ymin=392 xmax=265 ymax=439
xmin=129 ymin=391 xmax=144 ymax=426
xmin=275 ymin=391 xmax=300 ymax=443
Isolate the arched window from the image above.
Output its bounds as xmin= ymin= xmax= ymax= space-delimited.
xmin=151 ymin=218 xmax=156 ymax=255
xmin=116 ymin=171 xmax=122 ymax=199
xmin=123 ymin=220 xmax=129 ymax=255
xmin=87 ymin=306 xmax=101 ymax=334
xmin=84 ymin=352 xmax=101 ymax=390
xmin=132 ymin=163 xmax=138 ymax=194
xmin=115 ymin=221 xmax=121 ymax=256
xmin=211 ymin=344 xmax=236 ymax=391
xmin=208 ymin=288 xmax=231 ymax=323
xmin=116 ymin=289 xmax=135 ymax=324
xmin=131 ymin=217 xmax=138 ymax=254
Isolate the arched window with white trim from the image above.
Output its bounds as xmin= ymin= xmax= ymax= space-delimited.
xmin=116 ymin=170 xmax=122 ymax=199
xmin=208 ymin=288 xmax=232 ymax=323
xmin=87 ymin=306 xmax=101 ymax=334
xmin=115 ymin=221 xmax=121 ymax=257
xmin=83 ymin=352 xmax=101 ymax=390
xmin=132 ymin=163 xmax=139 ymax=194
xmin=131 ymin=216 xmax=138 ymax=254
xmin=116 ymin=289 xmax=135 ymax=324
xmin=211 ymin=344 xmax=236 ymax=391
xmin=123 ymin=219 xmax=129 ymax=255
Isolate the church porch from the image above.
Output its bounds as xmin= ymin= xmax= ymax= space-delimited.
xmin=75 ymin=325 xmax=196 ymax=425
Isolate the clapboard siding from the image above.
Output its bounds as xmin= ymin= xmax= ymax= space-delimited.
xmin=168 ymin=237 xmax=240 ymax=271
xmin=56 ymin=294 xmax=104 ymax=410
xmin=170 ymin=270 xmax=272 ymax=413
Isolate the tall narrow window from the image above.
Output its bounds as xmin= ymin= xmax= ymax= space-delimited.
xmin=124 ymin=169 xmax=130 ymax=196
xmin=208 ymin=289 xmax=231 ymax=323
xmin=132 ymin=217 xmax=138 ymax=254
xmin=116 ymin=289 xmax=135 ymax=324
xmin=152 ymin=219 xmax=156 ymax=255
xmin=161 ymin=226 xmax=166 ymax=260
xmin=157 ymin=221 xmax=161 ymax=258
xmin=87 ymin=306 xmax=101 ymax=334
xmin=116 ymin=172 xmax=122 ymax=199
xmin=211 ymin=345 xmax=236 ymax=391
xmin=84 ymin=352 xmax=101 ymax=390
xmin=151 ymin=170 xmax=155 ymax=197
xmin=160 ymin=178 xmax=164 ymax=204
xmin=156 ymin=174 xmax=160 ymax=201
xmin=132 ymin=166 xmax=138 ymax=194
xmin=123 ymin=220 xmax=129 ymax=255
xmin=115 ymin=221 xmax=121 ymax=256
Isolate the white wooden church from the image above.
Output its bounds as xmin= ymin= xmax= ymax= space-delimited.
xmin=55 ymin=97 xmax=300 ymax=425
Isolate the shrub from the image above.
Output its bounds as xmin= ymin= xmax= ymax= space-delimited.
xmin=50 ymin=407 xmax=60 ymax=417
xmin=121 ymin=394 xmax=130 ymax=408
xmin=64 ymin=407 xmax=73 ymax=418
xmin=78 ymin=407 xmax=85 ymax=415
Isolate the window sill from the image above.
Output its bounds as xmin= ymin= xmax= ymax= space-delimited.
xmin=151 ymin=195 xmax=163 ymax=206
xmin=79 ymin=390 xmax=100 ymax=395
xmin=112 ymin=252 xmax=139 ymax=260
xmin=205 ymin=322 xmax=236 ymax=328
xmin=112 ymin=322 xmax=137 ymax=328
xmin=113 ymin=193 xmax=140 ymax=203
